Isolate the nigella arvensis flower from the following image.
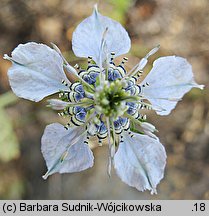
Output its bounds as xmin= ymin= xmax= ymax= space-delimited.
xmin=4 ymin=5 xmax=203 ymax=194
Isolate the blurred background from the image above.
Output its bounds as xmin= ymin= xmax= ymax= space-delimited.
xmin=0 ymin=0 xmax=208 ymax=199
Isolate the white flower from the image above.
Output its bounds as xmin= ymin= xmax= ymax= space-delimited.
xmin=4 ymin=5 xmax=203 ymax=194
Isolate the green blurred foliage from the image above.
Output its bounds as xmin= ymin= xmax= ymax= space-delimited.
xmin=107 ymin=0 xmax=133 ymax=24
xmin=0 ymin=171 xmax=24 ymax=199
xmin=0 ymin=91 xmax=24 ymax=199
xmin=0 ymin=92 xmax=20 ymax=162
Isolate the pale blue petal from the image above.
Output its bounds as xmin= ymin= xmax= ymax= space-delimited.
xmin=114 ymin=132 xmax=166 ymax=194
xmin=141 ymin=56 xmax=204 ymax=115
xmin=5 ymin=42 xmax=69 ymax=102
xmin=41 ymin=123 xmax=94 ymax=179
xmin=72 ymin=5 xmax=131 ymax=64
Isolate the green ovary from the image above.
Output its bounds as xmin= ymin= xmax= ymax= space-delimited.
xmin=94 ymin=80 xmax=130 ymax=118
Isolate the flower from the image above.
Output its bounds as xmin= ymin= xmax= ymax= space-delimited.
xmin=4 ymin=5 xmax=204 ymax=194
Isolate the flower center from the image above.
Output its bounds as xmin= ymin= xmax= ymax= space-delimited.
xmin=56 ymin=55 xmax=152 ymax=145
xmin=94 ymin=80 xmax=129 ymax=118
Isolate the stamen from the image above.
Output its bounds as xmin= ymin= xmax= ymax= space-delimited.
xmin=88 ymin=56 xmax=93 ymax=65
xmin=98 ymin=139 xmax=102 ymax=146
xmin=133 ymin=111 xmax=140 ymax=119
xmin=58 ymin=112 xmax=65 ymax=117
xmin=74 ymin=64 xmax=80 ymax=70
xmin=120 ymin=135 xmax=124 ymax=143
xmin=142 ymin=82 xmax=149 ymax=88
xmin=58 ymin=92 xmax=64 ymax=98
xmin=120 ymin=57 xmax=128 ymax=66
xmin=128 ymin=130 xmax=134 ymax=138
xmin=74 ymin=64 xmax=86 ymax=74
xmin=84 ymin=135 xmax=90 ymax=145
xmin=122 ymin=119 xmax=130 ymax=131
xmin=135 ymin=70 xmax=143 ymax=78
xmin=141 ymin=114 xmax=147 ymax=120
xmin=97 ymin=121 xmax=107 ymax=140
xmin=62 ymin=79 xmax=70 ymax=87
xmin=110 ymin=52 xmax=115 ymax=63
xmin=71 ymin=116 xmax=83 ymax=126
xmin=64 ymin=123 xmax=71 ymax=130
